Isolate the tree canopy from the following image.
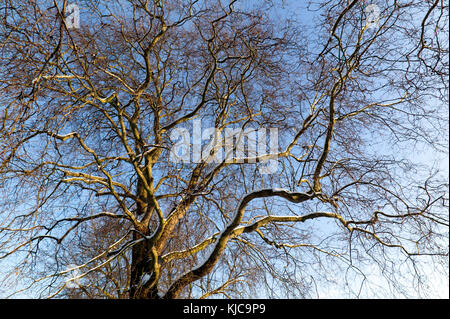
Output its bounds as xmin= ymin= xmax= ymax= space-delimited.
xmin=0 ymin=0 xmax=448 ymax=299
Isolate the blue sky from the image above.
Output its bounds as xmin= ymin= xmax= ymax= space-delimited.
xmin=1 ymin=0 xmax=448 ymax=299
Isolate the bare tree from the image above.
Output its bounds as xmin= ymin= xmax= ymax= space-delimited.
xmin=0 ymin=0 xmax=448 ymax=299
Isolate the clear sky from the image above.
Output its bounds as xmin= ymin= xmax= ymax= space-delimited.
xmin=1 ymin=0 xmax=448 ymax=299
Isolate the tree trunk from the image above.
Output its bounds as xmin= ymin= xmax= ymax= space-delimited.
xmin=129 ymin=231 xmax=161 ymax=299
